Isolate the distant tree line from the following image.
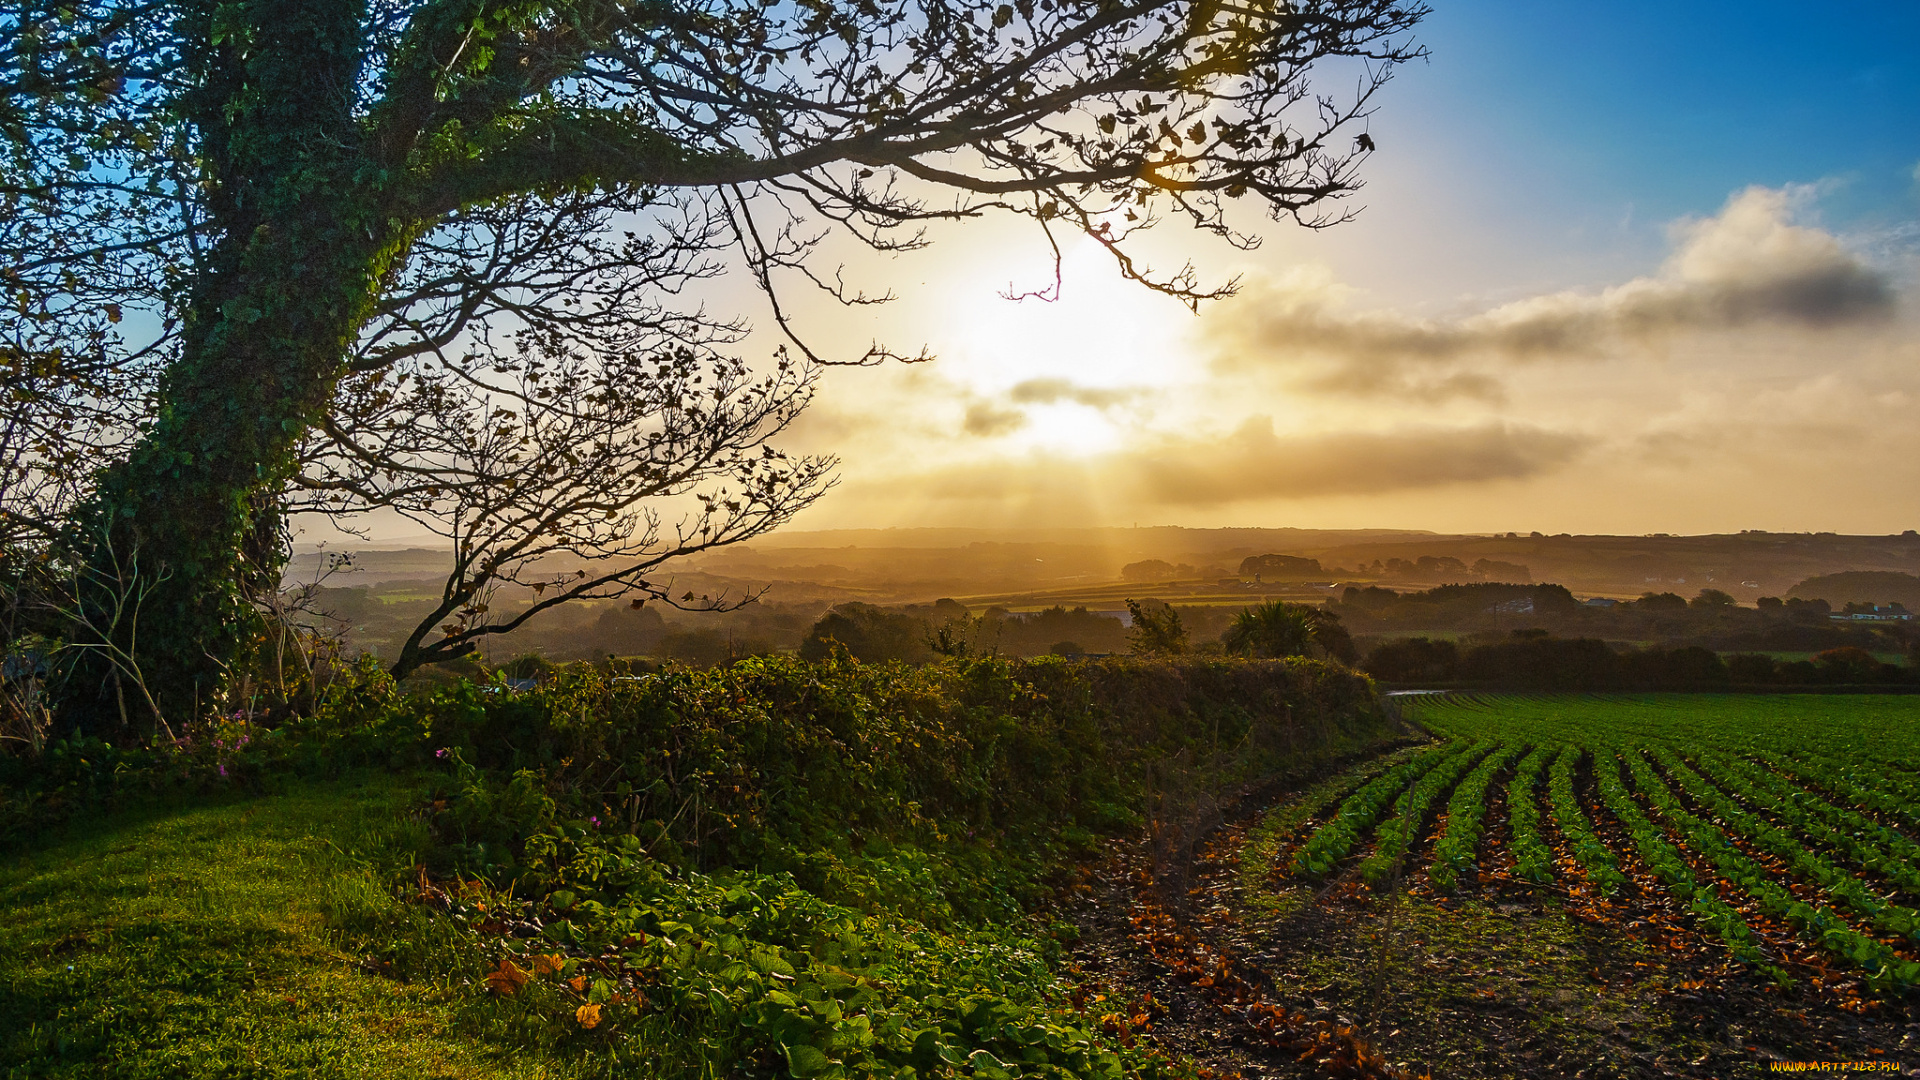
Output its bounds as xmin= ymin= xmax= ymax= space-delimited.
xmin=1364 ymin=632 xmax=1915 ymax=689
xmin=1355 ymin=556 xmax=1532 ymax=583
xmin=798 ymin=602 xmax=1138 ymax=663
xmin=1116 ymin=551 xmax=1537 ymax=585
xmin=792 ymin=598 xmax=1356 ymax=667
xmin=1335 ymin=582 xmax=1913 ymax=660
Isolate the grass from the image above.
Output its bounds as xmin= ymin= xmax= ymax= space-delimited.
xmin=0 ymin=776 xmax=580 ymax=1080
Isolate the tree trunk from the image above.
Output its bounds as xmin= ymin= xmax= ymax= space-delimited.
xmin=55 ymin=0 xmax=395 ymax=732
xmin=60 ymin=218 xmax=390 ymax=730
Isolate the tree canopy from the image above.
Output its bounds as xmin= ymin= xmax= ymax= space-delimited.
xmin=2 ymin=0 xmax=1426 ymax=729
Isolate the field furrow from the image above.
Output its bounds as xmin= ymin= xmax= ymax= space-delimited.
xmin=1289 ymin=741 xmax=1471 ymax=877
xmin=1357 ymin=740 xmax=1497 ymax=885
xmin=1503 ymin=745 xmax=1556 ymax=884
xmin=1274 ymin=693 xmax=1920 ymax=994
xmin=1428 ymin=744 xmax=1525 ymax=891
xmin=1622 ymin=749 xmax=1920 ymax=988
xmin=1696 ymin=749 xmax=1920 ymax=899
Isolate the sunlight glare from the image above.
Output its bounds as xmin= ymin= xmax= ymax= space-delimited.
xmin=938 ymin=241 xmax=1193 ymax=454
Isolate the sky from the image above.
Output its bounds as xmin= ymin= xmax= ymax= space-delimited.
xmin=753 ymin=0 xmax=1920 ymax=537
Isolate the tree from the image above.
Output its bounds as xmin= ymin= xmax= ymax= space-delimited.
xmin=1222 ymin=599 xmax=1313 ymax=657
xmin=3 ymin=0 xmax=1426 ymax=726
xmin=1125 ymin=598 xmax=1188 ymax=656
xmin=1361 ymin=636 xmax=1458 ymax=682
xmin=1221 ymin=599 xmax=1354 ymax=662
xmin=1469 ymin=558 xmax=1530 ymax=583
xmin=1812 ymin=646 xmax=1885 ymax=683
xmin=1237 ymin=553 xmax=1323 ymax=579
xmin=800 ymin=603 xmax=935 ymax=663
xmin=301 ymin=344 xmax=833 ymax=680
xmin=1634 ymin=592 xmax=1690 ymax=612
xmin=1120 ymin=559 xmax=1178 ymax=583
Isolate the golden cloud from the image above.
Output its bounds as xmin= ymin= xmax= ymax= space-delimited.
xmin=895 ymin=419 xmax=1589 ymax=508
xmin=1125 ymin=418 xmax=1590 ymax=502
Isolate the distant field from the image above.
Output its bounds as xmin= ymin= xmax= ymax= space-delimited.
xmin=957 ymin=580 xmax=1337 ymax=611
xmin=1757 ymin=650 xmax=1908 ymax=666
xmin=1269 ymin=694 xmax=1920 ymax=991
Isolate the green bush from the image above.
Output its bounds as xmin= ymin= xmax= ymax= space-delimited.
xmin=400 ymin=654 xmax=1381 ymax=920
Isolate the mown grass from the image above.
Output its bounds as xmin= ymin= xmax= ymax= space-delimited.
xmin=0 ymin=776 xmax=586 ymax=1080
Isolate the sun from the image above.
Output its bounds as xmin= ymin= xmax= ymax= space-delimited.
xmin=937 ymin=240 xmax=1195 ymax=453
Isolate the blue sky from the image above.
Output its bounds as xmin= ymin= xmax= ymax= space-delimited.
xmin=1422 ymin=0 xmax=1920 ymax=204
xmin=1354 ymin=0 xmax=1920 ymax=292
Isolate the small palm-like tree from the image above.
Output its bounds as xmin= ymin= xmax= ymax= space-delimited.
xmin=1223 ymin=601 xmax=1321 ymax=659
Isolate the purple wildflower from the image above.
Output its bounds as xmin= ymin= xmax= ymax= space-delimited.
xmin=435 ymin=748 xmax=450 ymax=759
xmin=218 ymin=764 xmax=228 ymax=778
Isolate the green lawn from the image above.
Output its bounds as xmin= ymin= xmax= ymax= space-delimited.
xmin=0 ymin=778 xmax=576 ymax=1079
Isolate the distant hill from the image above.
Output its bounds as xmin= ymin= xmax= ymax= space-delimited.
xmin=1788 ymin=571 xmax=1920 ymax=608
xmin=297 ymin=526 xmax=1920 ymax=609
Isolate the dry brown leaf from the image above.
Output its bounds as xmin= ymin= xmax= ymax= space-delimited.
xmin=575 ymin=1003 xmax=602 ymax=1029
xmin=569 ymin=975 xmax=589 ymax=993
xmin=532 ymin=953 xmax=566 ymax=976
xmin=485 ymin=959 xmax=530 ymax=996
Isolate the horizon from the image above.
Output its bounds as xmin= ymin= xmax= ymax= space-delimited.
xmin=299 ymin=522 xmax=1920 ymax=554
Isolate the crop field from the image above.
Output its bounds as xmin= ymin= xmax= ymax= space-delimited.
xmin=1163 ymin=694 xmax=1919 ymax=1075
xmin=1265 ymin=695 xmax=1920 ymax=993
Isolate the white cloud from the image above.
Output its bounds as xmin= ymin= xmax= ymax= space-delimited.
xmin=1206 ymin=185 xmax=1900 ymax=400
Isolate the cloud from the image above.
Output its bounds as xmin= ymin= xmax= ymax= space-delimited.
xmin=1125 ymin=418 xmax=1590 ymax=503
xmin=963 ymin=401 xmax=1027 ymax=436
xmin=1207 ymin=185 xmax=1900 ymax=399
xmin=897 ymin=419 xmax=1589 ymax=509
xmin=958 ymin=377 xmax=1143 ymax=436
xmin=1006 ymin=378 xmax=1140 ymax=409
